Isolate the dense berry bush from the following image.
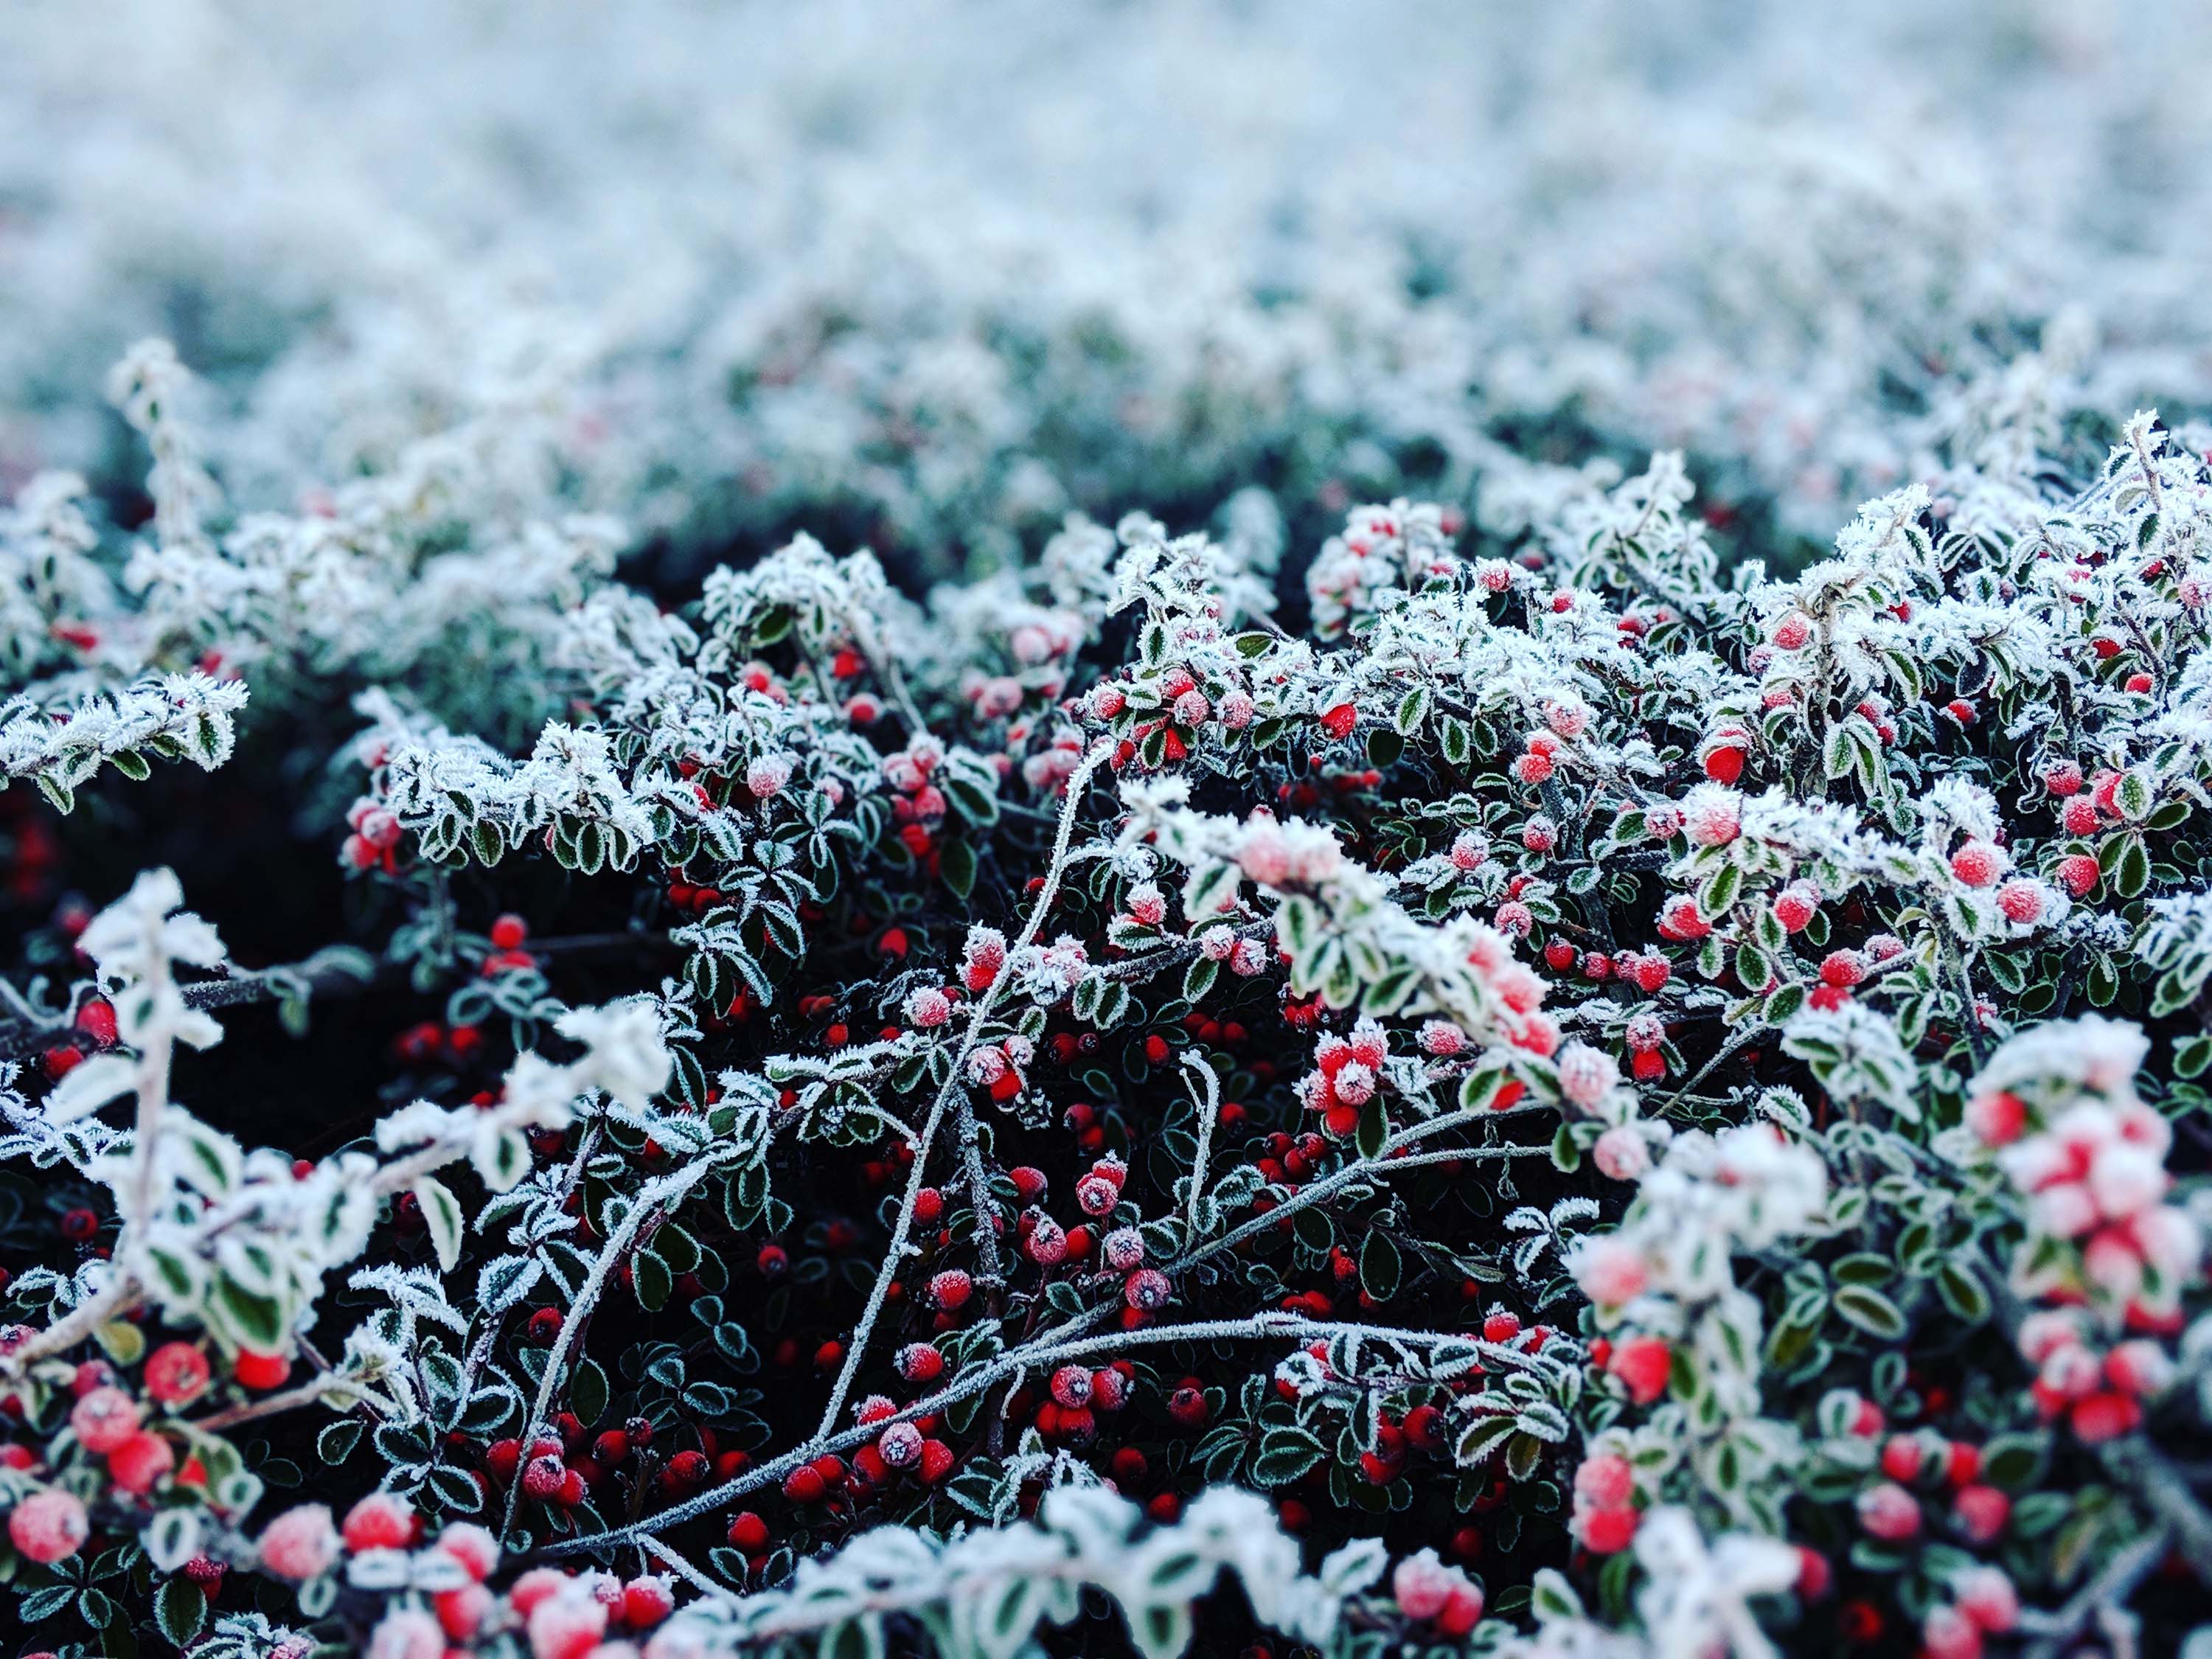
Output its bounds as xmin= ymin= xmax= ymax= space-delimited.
xmin=10 ymin=6 xmax=2212 ymax=1659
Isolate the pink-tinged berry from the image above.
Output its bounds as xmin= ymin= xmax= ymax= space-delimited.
xmin=1949 ymin=841 xmax=2000 ymax=887
xmin=2062 ymin=796 xmax=2101 ymax=835
xmin=1955 ymin=1567 xmax=2018 ymax=1632
xmin=1854 ymin=1481 xmax=1921 ymax=1541
xmin=1123 ymin=1268 xmax=1172 ymax=1311
xmin=343 ymin=1491 xmax=415 ymax=1552
xmin=69 ymin=1385 xmax=140 ymax=1454
xmin=145 ymin=1341 xmax=212 ymax=1405
xmin=1997 ymin=877 xmax=2045 ymax=923
xmin=1964 ymin=1091 xmax=2026 ymax=1146
xmin=258 ymin=1503 xmax=341 ymax=1580
xmin=526 ymin=1587 xmax=609 ymax=1659
xmin=366 ymin=1609 xmax=444 ymax=1659
xmin=1921 ymin=1606 xmax=1981 ymax=1659
xmin=1952 ymin=1484 xmax=2010 ymax=1543
xmin=1573 ymin=1454 xmax=1634 ymax=1509
xmin=437 ymin=1523 xmax=500 ymax=1582
xmin=9 ymin=1489 xmax=88 ymax=1563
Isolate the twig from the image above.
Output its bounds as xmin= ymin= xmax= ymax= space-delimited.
xmin=2019 ymin=1521 xmax=2171 ymax=1659
xmin=501 ymin=1157 xmax=727 ymax=1537
xmin=810 ymin=740 xmax=1114 ymax=1443
xmin=540 ymin=1312 xmax=1542 ymax=1561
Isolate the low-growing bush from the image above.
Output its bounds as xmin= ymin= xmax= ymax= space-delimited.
xmin=5 ymin=338 xmax=2212 ymax=1659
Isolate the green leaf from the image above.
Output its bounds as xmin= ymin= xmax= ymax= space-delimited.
xmin=634 ymin=1248 xmax=674 ymax=1312
xmin=414 ymin=1177 xmax=465 ymax=1273
xmin=1935 ymin=1261 xmax=1990 ymax=1324
xmin=154 ymin=1576 xmax=206 ymax=1644
xmin=1359 ymin=1231 xmax=1402 ymax=1301
xmin=319 ymin=1418 xmax=366 ymax=1464
xmin=1354 ymin=1096 xmax=1387 ymax=1159
xmin=1832 ymin=1284 xmax=1907 ymax=1340
xmin=1251 ymin=1426 xmax=1326 ymax=1486
xmin=571 ymin=1357 xmax=611 ymax=1426
xmin=939 ymin=838 xmax=978 ymax=900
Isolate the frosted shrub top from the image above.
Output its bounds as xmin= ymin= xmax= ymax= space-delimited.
xmin=5 ymin=5 xmax=2212 ymax=1658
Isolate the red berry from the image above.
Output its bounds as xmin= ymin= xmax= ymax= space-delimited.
xmin=728 ymin=1512 xmax=769 ymax=1551
xmin=232 ymin=1349 xmax=290 ymax=1391
xmin=917 ymin=1439 xmax=956 ymax=1484
xmin=490 ymin=914 xmax=529 ymax=950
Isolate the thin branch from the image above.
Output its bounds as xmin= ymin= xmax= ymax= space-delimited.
xmin=810 ymin=740 xmax=1116 ymax=1442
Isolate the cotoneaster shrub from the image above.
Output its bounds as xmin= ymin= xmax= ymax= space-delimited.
xmin=4 ymin=336 xmax=2212 ymax=1659
xmin=11 ymin=7 xmax=2212 ymax=1658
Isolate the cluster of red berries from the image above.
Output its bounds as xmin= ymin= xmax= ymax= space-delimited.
xmin=340 ymin=796 xmax=406 ymax=872
xmin=38 ymin=994 xmax=116 ymax=1082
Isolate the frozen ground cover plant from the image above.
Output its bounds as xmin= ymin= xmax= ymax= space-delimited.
xmin=10 ymin=4 xmax=2212 ymax=1658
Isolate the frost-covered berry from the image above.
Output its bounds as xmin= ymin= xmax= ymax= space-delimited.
xmin=1521 ymin=814 xmax=1557 ymax=852
xmin=8 ymin=1489 xmax=88 ymax=1564
xmin=897 ymin=1343 xmax=945 ymax=1382
xmin=1449 ymin=830 xmax=1489 ymax=870
xmin=366 ymin=1608 xmax=445 ymax=1659
xmin=2057 ymin=853 xmax=2099 ymax=897
xmin=258 ymin=1503 xmax=340 ymax=1580
xmin=69 ymin=1385 xmax=140 ymax=1454
xmin=877 ymin=1422 xmax=923 ymax=1468
xmin=1593 ymin=1126 xmax=1651 ymax=1180
xmin=929 ymin=1270 xmax=973 ymax=1310
xmin=903 ymin=987 xmax=953 ymax=1028
xmin=745 ymin=752 xmax=795 ymax=799
xmin=144 ymin=1341 xmax=211 ymax=1405
xmin=344 ymin=1491 xmax=415 ymax=1552
xmin=1573 ymin=1454 xmax=1635 ymax=1509
xmin=1418 ymin=1019 xmax=1465 ymax=1055
xmin=1102 ymin=1227 xmax=1145 ymax=1271
xmin=1997 ymin=878 xmax=2045 ymax=924
xmin=1682 ymin=785 xmax=1740 ymax=846
xmin=1819 ymin=950 xmax=1865 ymax=988
xmin=1557 ymin=1043 xmax=1617 ymax=1107
xmin=1950 ymin=841 xmax=2001 ymax=887
xmin=1050 ymin=1366 xmax=1093 ymax=1408
xmin=437 ymin=1523 xmax=500 ymax=1582
xmin=1573 ymin=1237 xmax=1648 ymax=1308
xmin=1772 ymin=888 xmax=1815 ymax=932
xmin=1123 ymin=1268 xmax=1172 ymax=1310
xmin=1955 ymin=1567 xmax=2019 ymax=1633
xmin=1125 ymin=883 xmax=1166 ymax=925
xmin=1855 ymin=1482 xmax=1921 ymax=1540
